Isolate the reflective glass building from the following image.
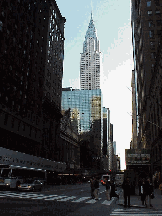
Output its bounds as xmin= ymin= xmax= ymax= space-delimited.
xmin=61 ymin=87 xmax=103 ymax=134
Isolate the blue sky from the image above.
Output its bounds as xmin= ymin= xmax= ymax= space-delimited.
xmin=57 ymin=0 xmax=133 ymax=170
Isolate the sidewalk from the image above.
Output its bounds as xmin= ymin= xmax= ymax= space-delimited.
xmin=117 ymin=187 xmax=162 ymax=210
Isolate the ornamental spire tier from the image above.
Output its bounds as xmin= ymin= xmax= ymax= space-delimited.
xmin=80 ymin=13 xmax=101 ymax=90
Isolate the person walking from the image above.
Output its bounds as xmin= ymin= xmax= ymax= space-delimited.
xmin=141 ymin=179 xmax=146 ymax=206
xmin=138 ymin=178 xmax=142 ymax=196
xmin=93 ymin=177 xmax=99 ymax=200
xmin=90 ymin=178 xmax=95 ymax=199
xmin=122 ymin=178 xmax=131 ymax=207
xmin=105 ymin=178 xmax=111 ymax=201
xmin=159 ymin=182 xmax=162 ymax=195
xmin=145 ymin=178 xmax=153 ymax=207
xmin=110 ymin=180 xmax=119 ymax=199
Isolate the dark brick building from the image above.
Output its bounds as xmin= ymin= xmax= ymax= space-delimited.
xmin=131 ymin=0 xmax=162 ymax=181
xmin=0 ymin=0 xmax=65 ymax=164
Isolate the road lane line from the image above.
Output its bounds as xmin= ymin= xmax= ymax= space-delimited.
xmin=58 ymin=196 xmax=76 ymax=201
xmin=72 ymin=197 xmax=90 ymax=202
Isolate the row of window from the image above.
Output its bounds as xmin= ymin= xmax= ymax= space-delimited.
xmin=149 ymin=20 xmax=162 ymax=27
xmin=148 ymin=10 xmax=161 ymax=15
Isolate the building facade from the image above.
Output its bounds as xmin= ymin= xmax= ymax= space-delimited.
xmin=131 ymin=70 xmax=138 ymax=149
xmin=80 ymin=13 xmax=101 ymax=90
xmin=108 ymin=123 xmax=113 ymax=171
xmin=131 ymin=0 xmax=162 ymax=181
xmin=61 ymin=88 xmax=103 ymax=165
xmin=0 ymin=0 xmax=66 ymax=178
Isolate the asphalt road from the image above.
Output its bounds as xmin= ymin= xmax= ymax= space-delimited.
xmin=0 ymin=183 xmax=118 ymax=216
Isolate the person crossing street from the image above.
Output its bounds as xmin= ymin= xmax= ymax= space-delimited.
xmin=105 ymin=178 xmax=111 ymax=201
xmin=122 ymin=178 xmax=131 ymax=207
xmin=93 ymin=177 xmax=99 ymax=200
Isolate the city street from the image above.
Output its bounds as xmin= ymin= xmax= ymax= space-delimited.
xmin=0 ymin=183 xmax=118 ymax=216
xmin=0 ymin=183 xmax=162 ymax=215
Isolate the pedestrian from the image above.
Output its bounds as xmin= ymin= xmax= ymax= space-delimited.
xmin=159 ymin=182 xmax=162 ymax=195
xmin=122 ymin=178 xmax=131 ymax=207
xmin=90 ymin=178 xmax=95 ymax=199
xmin=138 ymin=178 xmax=142 ymax=196
xmin=93 ymin=177 xmax=99 ymax=200
xmin=105 ymin=178 xmax=111 ymax=201
xmin=145 ymin=178 xmax=153 ymax=207
xmin=110 ymin=180 xmax=114 ymax=199
xmin=141 ymin=179 xmax=146 ymax=206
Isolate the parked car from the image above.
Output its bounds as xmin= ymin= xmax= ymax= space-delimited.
xmin=18 ymin=179 xmax=42 ymax=191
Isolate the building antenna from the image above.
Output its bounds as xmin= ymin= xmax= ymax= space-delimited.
xmin=91 ymin=0 xmax=93 ymax=19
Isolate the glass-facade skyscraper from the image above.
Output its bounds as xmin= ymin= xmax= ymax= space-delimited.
xmin=80 ymin=13 xmax=101 ymax=90
xmin=62 ymin=88 xmax=102 ymax=133
xmin=62 ymin=87 xmax=103 ymax=158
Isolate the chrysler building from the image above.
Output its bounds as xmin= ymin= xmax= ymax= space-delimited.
xmin=80 ymin=13 xmax=101 ymax=90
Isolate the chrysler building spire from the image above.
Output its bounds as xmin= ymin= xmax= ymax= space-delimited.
xmin=80 ymin=13 xmax=101 ymax=90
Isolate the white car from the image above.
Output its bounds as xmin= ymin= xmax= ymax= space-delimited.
xmin=18 ymin=179 xmax=42 ymax=191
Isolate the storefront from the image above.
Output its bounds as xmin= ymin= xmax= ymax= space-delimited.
xmin=125 ymin=149 xmax=151 ymax=182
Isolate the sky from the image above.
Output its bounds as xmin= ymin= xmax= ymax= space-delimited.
xmin=57 ymin=0 xmax=133 ymax=170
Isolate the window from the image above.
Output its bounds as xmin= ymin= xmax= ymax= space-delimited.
xmin=149 ymin=21 xmax=154 ymax=27
xmin=155 ymin=11 xmax=160 ymax=14
xmin=0 ymin=21 xmax=3 ymax=31
xmin=157 ymin=30 xmax=162 ymax=35
xmin=149 ymin=30 xmax=154 ymax=38
xmin=157 ymin=20 xmax=162 ymax=26
xmin=151 ymin=52 xmax=155 ymax=59
xmin=147 ymin=1 xmax=151 ymax=7
xmin=148 ymin=11 xmax=152 ymax=15
xmin=150 ymin=41 xmax=155 ymax=49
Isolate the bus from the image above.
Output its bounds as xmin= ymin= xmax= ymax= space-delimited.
xmin=0 ymin=165 xmax=46 ymax=190
xmin=100 ymin=174 xmax=110 ymax=185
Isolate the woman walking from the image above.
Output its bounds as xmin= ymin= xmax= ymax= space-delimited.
xmin=145 ymin=178 xmax=153 ymax=207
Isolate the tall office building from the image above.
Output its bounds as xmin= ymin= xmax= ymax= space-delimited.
xmin=131 ymin=0 xmax=162 ymax=149
xmin=80 ymin=13 xmax=101 ymax=90
xmin=129 ymin=0 xmax=162 ymax=180
xmin=0 ymin=0 xmax=66 ymax=176
xmin=113 ymin=141 xmax=116 ymax=155
xmin=62 ymin=87 xmax=103 ymax=158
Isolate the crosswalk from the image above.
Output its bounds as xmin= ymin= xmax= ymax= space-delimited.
xmin=110 ymin=208 xmax=162 ymax=216
xmin=0 ymin=191 xmax=116 ymax=205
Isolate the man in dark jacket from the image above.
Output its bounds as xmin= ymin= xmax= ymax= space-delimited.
xmin=105 ymin=178 xmax=111 ymax=201
xmin=110 ymin=180 xmax=119 ymax=199
xmin=122 ymin=178 xmax=131 ymax=207
xmin=90 ymin=178 xmax=95 ymax=199
xmin=93 ymin=177 xmax=99 ymax=200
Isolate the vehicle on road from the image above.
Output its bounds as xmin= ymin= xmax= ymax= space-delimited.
xmin=5 ymin=177 xmax=23 ymax=190
xmin=100 ymin=174 xmax=110 ymax=185
xmin=18 ymin=179 xmax=42 ymax=191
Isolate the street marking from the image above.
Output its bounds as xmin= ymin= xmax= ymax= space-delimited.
xmin=58 ymin=196 xmax=76 ymax=201
xmin=102 ymin=197 xmax=115 ymax=205
xmin=44 ymin=195 xmax=67 ymax=201
xmin=72 ymin=197 xmax=90 ymax=202
xmin=86 ymin=198 xmax=101 ymax=204
xmin=114 ymin=209 xmax=140 ymax=211
xmin=111 ymin=215 xmax=162 ymax=216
